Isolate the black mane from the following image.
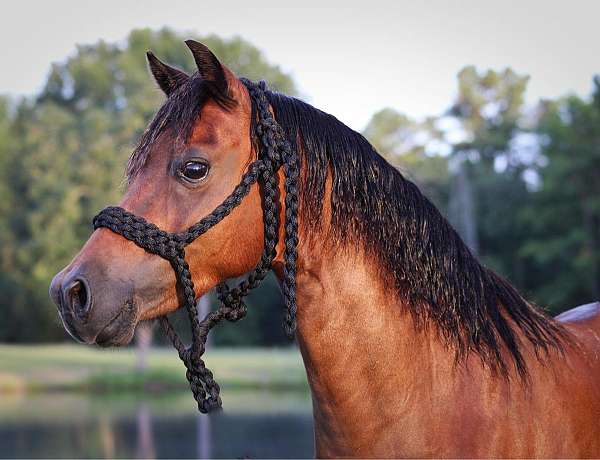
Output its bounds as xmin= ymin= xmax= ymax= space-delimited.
xmin=264 ymin=89 xmax=566 ymax=378
xmin=128 ymin=75 xmax=566 ymax=378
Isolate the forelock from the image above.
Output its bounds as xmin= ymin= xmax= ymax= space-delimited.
xmin=126 ymin=74 xmax=235 ymax=182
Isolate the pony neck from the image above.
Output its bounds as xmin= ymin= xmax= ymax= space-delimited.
xmin=288 ymin=240 xmax=460 ymax=457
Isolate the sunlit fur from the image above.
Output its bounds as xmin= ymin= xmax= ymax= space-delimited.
xmin=127 ymin=73 xmax=566 ymax=378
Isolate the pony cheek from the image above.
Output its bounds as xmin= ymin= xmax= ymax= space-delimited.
xmin=134 ymin=257 xmax=218 ymax=321
xmin=132 ymin=258 xmax=180 ymax=320
xmin=135 ymin=284 xmax=183 ymax=321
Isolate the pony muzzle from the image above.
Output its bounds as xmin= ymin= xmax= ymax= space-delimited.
xmin=50 ymin=265 xmax=138 ymax=346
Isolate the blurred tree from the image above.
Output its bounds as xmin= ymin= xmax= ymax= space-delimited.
xmin=363 ymin=108 xmax=450 ymax=212
xmin=362 ymin=67 xmax=600 ymax=315
xmin=520 ymin=79 xmax=600 ymax=310
xmin=0 ymin=28 xmax=296 ymax=343
xmin=447 ymin=67 xmax=533 ymax=283
xmin=450 ymin=67 xmax=528 ymax=163
xmin=0 ymin=97 xmax=25 ymax=341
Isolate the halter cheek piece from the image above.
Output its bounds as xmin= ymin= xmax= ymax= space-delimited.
xmin=92 ymin=79 xmax=299 ymax=413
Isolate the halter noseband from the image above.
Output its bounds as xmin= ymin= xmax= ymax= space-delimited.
xmin=92 ymin=79 xmax=299 ymax=413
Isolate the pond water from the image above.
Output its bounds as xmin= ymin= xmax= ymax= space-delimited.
xmin=0 ymin=390 xmax=314 ymax=458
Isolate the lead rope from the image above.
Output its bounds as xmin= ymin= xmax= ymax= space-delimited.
xmin=93 ymin=79 xmax=299 ymax=413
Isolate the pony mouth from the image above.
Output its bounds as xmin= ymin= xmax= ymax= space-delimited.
xmin=94 ymin=301 xmax=139 ymax=347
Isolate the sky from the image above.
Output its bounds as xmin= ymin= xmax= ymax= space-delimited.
xmin=0 ymin=0 xmax=598 ymax=131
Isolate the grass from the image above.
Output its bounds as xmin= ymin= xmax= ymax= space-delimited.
xmin=0 ymin=388 xmax=314 ymax=423
xmin=0 ymin=344 xmax=309 ymax=394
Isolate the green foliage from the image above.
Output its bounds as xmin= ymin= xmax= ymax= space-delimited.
xmin=363 ymin=108 xmax=450 ymax=212
xmin=451 ymin=66 xmax=529 ymax=159
xmin=519 ymin=82 xmax=600 ymax=309
xmin=448 ymin=67 xmax=532 ymax=266
xmin=364 ymin=67 xmax=600 ymax=314
xmin=0 ymin=344 xmax=308 ymax=393
xmin=445 ymin=67 xmax=600 ymax=313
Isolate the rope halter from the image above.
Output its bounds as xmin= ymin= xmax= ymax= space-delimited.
xmin=92 ymin=79 xmax=300 ymax=413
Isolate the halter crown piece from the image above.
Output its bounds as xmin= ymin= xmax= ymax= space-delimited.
xmin=93 ymin=79 xmax=299 ymax=413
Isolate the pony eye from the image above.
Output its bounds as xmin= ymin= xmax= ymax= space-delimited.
xmin=181 ymin=160 xmax=210 ymax=182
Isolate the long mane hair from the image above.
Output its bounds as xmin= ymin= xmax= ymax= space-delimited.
xmin=128 ymin=73 xmax=566 ymax=378
xmin=263 ymin=89 xmax=566 ymax=378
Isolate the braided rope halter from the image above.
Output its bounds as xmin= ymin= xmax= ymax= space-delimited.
xmin=93 ymin=79 xmax=299 ymax=413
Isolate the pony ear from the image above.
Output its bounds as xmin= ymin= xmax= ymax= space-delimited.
xmin=184 ymin=40 xmax=228 ymax=94
xmin=146 ymin=51 xmax=189 ymax=96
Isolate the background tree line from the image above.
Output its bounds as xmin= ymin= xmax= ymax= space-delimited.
xmin=0 ymin=28 xmax=598 ymax=345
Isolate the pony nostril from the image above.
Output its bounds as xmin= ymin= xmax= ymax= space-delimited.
xmin=65 ymin=278 xmax=92 ymax=319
